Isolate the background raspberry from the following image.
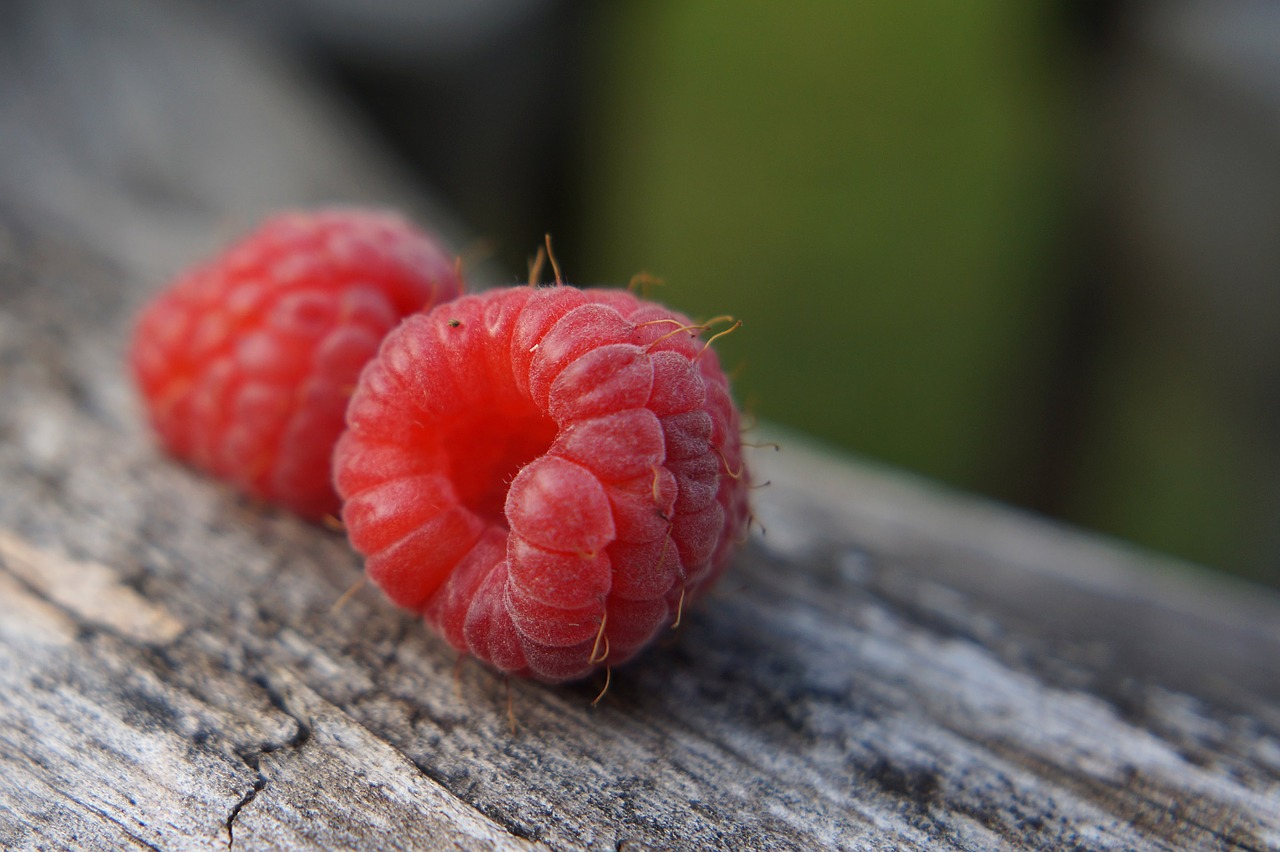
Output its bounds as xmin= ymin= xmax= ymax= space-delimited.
xmin=130 ymin=208 xmax=464 ymax=520
xmin=336 ymin=284 xmax=750 ymax=682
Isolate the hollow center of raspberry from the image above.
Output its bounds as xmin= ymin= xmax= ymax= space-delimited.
xmin=441 ymin=408 xmax=558 ymax=523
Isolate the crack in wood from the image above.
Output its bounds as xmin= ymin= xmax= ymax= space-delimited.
xmin=223 ymin=773 xmax=266 ymax=850
xmin=223 ymin=671 xmax=314 ymax=848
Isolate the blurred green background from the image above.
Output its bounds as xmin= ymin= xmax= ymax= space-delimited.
xmin=246 ymin=0 xmax=1280 ymax=584
xmin=577 ymin=2 xmax=1070 ymax=500
xmin=570 ymin=1 xmax=1278 ymax=584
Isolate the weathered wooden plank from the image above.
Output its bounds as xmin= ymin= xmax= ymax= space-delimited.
xmin=2 ymin=1 xmax=1279 ymax=850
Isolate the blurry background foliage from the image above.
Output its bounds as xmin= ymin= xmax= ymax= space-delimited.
xmin=578 ymin=2 xmax=1072 ymax=514
xmin=236 ymin=0 xmax=1280 ymax=584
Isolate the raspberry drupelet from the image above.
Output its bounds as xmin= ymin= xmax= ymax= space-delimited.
xmin=130 ymin=208 xmax=464 ymax=520
xmin=335 ymin=284 xmax=750 ymax=682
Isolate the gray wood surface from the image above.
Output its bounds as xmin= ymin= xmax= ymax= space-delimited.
xmin=2 ymin=1 xmax=1279 ymax=850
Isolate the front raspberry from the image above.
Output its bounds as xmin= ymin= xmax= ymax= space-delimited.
xmin=130 ymin=208 xmax=464 ymax=520
xmin=335 ymin=285 xmax=750 ymax=682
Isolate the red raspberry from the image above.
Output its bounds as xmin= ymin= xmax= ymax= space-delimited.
xmin=130 ymin=208 xmax=464 ymax=520
xmin=334 ymin=284 xmax=750 ymax=682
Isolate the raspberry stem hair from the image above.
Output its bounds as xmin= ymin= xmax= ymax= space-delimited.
xmin=591 ymin=667 xmax=612 ymax=706
xmin=627 ymin=272 xmax=665 ymax=298
xmin=589 ymin=613 xmax=610 ymax=665
xmin=528 ymin=246 xmax=546 ymax=287
xmin=696 ymin=320 xmax=743 ymax=361
xmin=544 ymin=233 xmax=564 ymax=285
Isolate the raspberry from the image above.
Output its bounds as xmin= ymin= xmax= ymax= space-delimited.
xmin=335 ymin=284 xmax=750 ymax=682
xmin=130 ymin=208 xmax=464 ymax=520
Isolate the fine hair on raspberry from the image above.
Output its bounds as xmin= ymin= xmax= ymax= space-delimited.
xmin=130 ymin=208 xmax=464 ymax=520
xmin=335 ymin=284 xmax=750 ymax=682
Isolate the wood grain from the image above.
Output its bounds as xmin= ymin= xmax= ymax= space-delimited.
xmin=1 ymin=1 xmax=1278 ymax=849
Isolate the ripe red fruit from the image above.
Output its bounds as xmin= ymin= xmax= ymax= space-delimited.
xmin=334 ymin=284 xmax=750 ymax=682
xmin=130 ymin=208 xmax=464 ymax=520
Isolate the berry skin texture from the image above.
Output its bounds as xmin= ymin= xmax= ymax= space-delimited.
xmin=335 ymin=284 xmax=750 ymax=682
xmin=130 ymin=208 xmax=464 ymax=520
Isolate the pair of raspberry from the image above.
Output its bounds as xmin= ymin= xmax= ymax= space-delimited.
xmin=131 ymin=209 xmax=749 ymax=682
